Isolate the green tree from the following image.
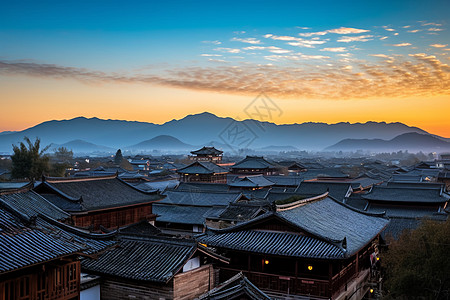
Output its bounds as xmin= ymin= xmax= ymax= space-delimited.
xmin=11 ymin=137 xmax=50 ymax=180
xmin=114 ymin=149 xmax=123 ymax=165
xmin=382 ymin=219 xmax=450 ymax=299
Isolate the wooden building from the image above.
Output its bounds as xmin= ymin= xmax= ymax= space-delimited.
xmin=189 ymin=146 xmax=223 ymax=162
xmin=0 ymin=190 xmax=115 ymax=300
xmin=197 ymin=193 xmax=389 ymax=299
xmin=34 ymin=174 xmax=163 ymax=231
xmin=82 ymin=233 xmax=229 ymax=300
xmin=177 ymin=161 xmax=228 ymax=183
xmin=231 ymin=156 xmax=278 ymax=176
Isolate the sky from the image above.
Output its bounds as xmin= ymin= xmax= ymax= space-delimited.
xmin=1 ymin=0 xmax=449 ymax=137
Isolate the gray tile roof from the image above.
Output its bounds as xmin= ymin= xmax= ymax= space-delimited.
xmin=362 ymin=185 xmax=450 ymax=204
xmin=199 ymin=196 xmax=389 ymax=258
xmin=0 ymin=202 xmax=115 ymax=274
xmin=264 ymin=175 xmax=303 ymax=187
xmin=232 ymin=156 xmax=274 ymax=170
xmin=0 ymin=189 xmax=69 ymax=220
xmin=191 ymin=146 xmax=223 ymax=156
xmin=198 ymin=228 xmax=344 ymax=259
xmin=81 ymin=237 xmax=197 ymax=282
xmin=228 ymin=175 xmax=274 ymax=188
xmin=154 ymin=204 xmax=224 ymax=225
xmin=178 ymin=161 xmax=228 ymax=174
xmin=35 ymin=175 xmax=161 ymax=211
xmin=161 ymin=190 xmax=242 ymax=206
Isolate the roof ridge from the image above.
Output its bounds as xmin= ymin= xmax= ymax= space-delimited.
xmin=0 ymin=181 xmax=34 ymax=195
xmin=275 ymin=192 xmax=329 ymax=212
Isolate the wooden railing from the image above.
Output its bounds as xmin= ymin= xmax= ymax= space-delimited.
xmin=0 ymin=261 xmax=80 ymax=300
xmin=219 ymin=267 xmax=330 ymax=298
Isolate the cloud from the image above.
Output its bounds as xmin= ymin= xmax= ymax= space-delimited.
xmin=208 ymin=58 xmax=227 ymax=63
xmin=407 ymin=30 xmax=421 ymax=33
xmin=299 ymin=27 xmax=370 ymax=37
xmin=327 ymin=27 xmax=370 ymax=34
xmin=384 ymin=28 xmax=395 ymax=32
xmin=264 ymin=34 xmax=327 ymax=48
xmin=337 ymin=35 xmax=373 ymax=43
xmin=202 ymin=40 xmax=221 ymax=45
xmin=380 ymin=36 xmax=389 ymax=40
xmin=2 ymin=51 xmax=449 ymax=100
xmin=269 ymin=49 xmax=292 ymax=54
xmin=427 ymin=28 xmax=443 ymax=32
xmin=243 ymin=46 xmax=280 ymax=50
xmin=403 ymin=25 xmax=411 ymax=28
xmin=430 ymin=44 xmax=448 ymax=48
xmin=370 ymin=54 xmax=391 ymax=58
xmin=320 ymin=47 xmax=347 ymax=52
xmin=421 ymin=22 xmax=442 ymax=26
xmin=214 ymin=47 xmax=241 ymax=53
xmin=392 ymin=43 xmax=412 ymax=47
xmin=200 ymin=54 xmax=223 ymax=57
xmin=231 ymin=37 xmax=261 ymax=44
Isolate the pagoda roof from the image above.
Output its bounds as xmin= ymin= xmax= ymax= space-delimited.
xmin=191 ymin=146 xmax=223 ymax=156
xmin=232 ymin=156 xmax=275 ymax=170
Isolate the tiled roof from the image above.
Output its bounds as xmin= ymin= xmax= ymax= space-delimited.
xmin=232 ymin=156 xmax=274 ymax=169
xmin=118 ymin=220 xmax=162 ymax=236
xmin=0 ymin=189 xmax=69 ymax=220
xmin=200 ymin=196 xmax=389 ymax=258
xmin=214 ymin=203 xmax=267 ymax=222
xmin=197 ymin=272 xmax=271 ymax=300
xmin=198 ymin=229 xmax=344 ymax=259
xmin=300 ymin=168 xmax=350 ymax=180
xmin=0 ymin=202 xmax=115 ymax=274
xmin=295 ymin=182 xmax=352 ymax=200
xmin=178 ymin=161 xmax=228 ymax=174
xmin=228 ymin=175 xmax=274 ymax=188
xmin=161 ymin=190 xmax=241 ymax=206
xmin=191 ymin=146 xmax=223 ymax=156
xmin=154 ymin=204 xmax=224 ymax=225
xmin=35 ymin=175 xmax=161 ymax=211
xmin=81 ymin=237 xmax=197 ymax=282
xmin=362 ymin=185 xmax=449 ymax=204
xmin=264 ymin=175 xmax=303 ymax=187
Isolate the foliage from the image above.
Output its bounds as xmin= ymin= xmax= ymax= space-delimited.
xmin=382 ymin=219 xmax=450 ymax=300
xmin=53 ymin=147 xmax=73 ymax=162
xmin=11 ymin=137 xmax=50 ymax=179
xmin=114 ymin=149 xmax=123 ymax=165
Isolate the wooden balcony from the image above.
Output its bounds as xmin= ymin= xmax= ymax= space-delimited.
xmin=219 ymin=263 xmax=359 ymax=299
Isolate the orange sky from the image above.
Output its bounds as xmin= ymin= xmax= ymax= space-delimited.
xmin=1 ymin=75 xmax=449 ymax=137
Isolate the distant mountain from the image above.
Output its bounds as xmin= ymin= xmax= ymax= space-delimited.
xmin=125 ymin=135 xmax=193 ymax=152
xmin=325 ymin=132 xmax=450 ymax=152
xmin=52 ymin=139 xmax=115 ymax=154
xmin=0 ymin=112 xmax=441 ymax=154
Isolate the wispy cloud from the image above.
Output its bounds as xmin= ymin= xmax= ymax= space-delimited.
xmin=370 ymin=54 xmax=391 ymax=58
xmin=430 ymin=44 xmax=448 ymax=48
xmin=320 ymin=47 xmax=347 ymax=52
xmin=214 ymin=47 xmax=241 ymax=53
xmin=299 ymin=27 xmax=370 ymax=37
xmin=1 ymin=55 xmax=449 ymax=99
xmin=230 ymin=37 xmax=261 ymax=44
xmin=264 ymin=34 xmax=327 ymax=48
xmin=421 ymin=22 xmax=442 ymax=26
xmin=407 ymin=29 xmax=421 ymax=33
xmin=242 ymin=46 xmax=280 ymax=50
xmin=392 ymin=43 xmax=412 ymax=47
xmin=428 ymin=28 xmax=443 ymax=32
xmin=202 ymin=40 xmax=221 ymax=45
xmin=200 ymin=54 xmax=223 ymax=57
xmin=337 ymin=35 xmax=373 ymax=43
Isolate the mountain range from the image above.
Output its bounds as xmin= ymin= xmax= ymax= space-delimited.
xmin=0 ymin=112 xmax=447 ymax=154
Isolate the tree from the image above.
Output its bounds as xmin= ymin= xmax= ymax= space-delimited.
xmin=382 ymin=219 xmax=450 ymax=299
xmin=53 ymin=147 xmax=73 ymax=162
xmin=11 ymin=137 xmax=50 ymax=180
xmin=114 ymin=149 xmax=123 ymax=165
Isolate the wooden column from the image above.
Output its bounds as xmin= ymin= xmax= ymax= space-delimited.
xmin=328 ymin=263 xmax=333 ymax=297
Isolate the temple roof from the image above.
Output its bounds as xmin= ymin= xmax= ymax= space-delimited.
xmin=228 ymin=175 xmax=274 ymax=188
xmin=191 ymin=146 xmax=223 ymax=156
xmin=177 ymin=161 xmax=228 ymax=175
xmin=35 ymin=175 xmax=161 ymax=212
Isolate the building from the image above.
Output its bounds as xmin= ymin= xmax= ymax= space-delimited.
xmin=34 ymin=174 xmax=163 ymax=231
xmin=197 ymin=193 xmax=389 ymax=299
xmin=189 ymin=146 xmax=223 ymax=162
xmin=81 ymin=233 xmax=229 ymax=300
xmin=177 ymin=161 xmax=228 ymax=183
xmin=231 ymin=156 xmax=278 ymax=176
xmin=0 ymin=191 xmax=115 ymax=300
